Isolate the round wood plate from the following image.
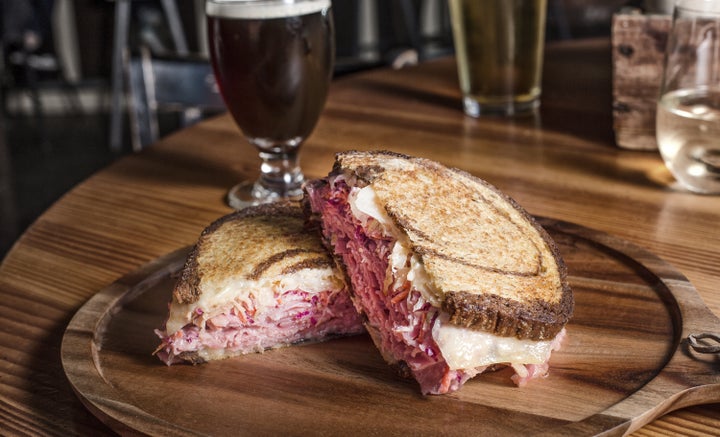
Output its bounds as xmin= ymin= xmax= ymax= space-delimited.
xmin=61 ymin=218 xmax=720 ymax=436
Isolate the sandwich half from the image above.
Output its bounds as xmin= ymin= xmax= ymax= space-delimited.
xmin=303 ymin=151 xmax=573 ymax=395
xmin=155 ymin=202 xmax=364 ymax=365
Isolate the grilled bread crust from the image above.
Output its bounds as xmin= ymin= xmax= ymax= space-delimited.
xmin=174 ymin=202 xmax=335 ymax=305
xmin=333 ymin=150 xmax=573 ymax=341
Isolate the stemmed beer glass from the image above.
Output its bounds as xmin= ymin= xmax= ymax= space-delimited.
xmin=206 ymin=0 xmax=334 ymax=208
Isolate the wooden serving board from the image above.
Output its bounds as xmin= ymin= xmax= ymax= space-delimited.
xmin=61 ymin=219 xmax=720 ymax=436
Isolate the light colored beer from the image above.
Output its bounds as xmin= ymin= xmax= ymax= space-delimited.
xmin=449 ymin=0 xmax=547 ymax=116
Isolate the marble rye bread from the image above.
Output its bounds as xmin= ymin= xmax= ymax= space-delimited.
xmin=154 ymin=201 xmax=363 ymax=366
xmin=174 ymin=202 xmax=333 ymax=305
xmin=333 ymin=150 xmax=573 ymax=340
xmin=304 ymin=150 xmax=573 ymax=394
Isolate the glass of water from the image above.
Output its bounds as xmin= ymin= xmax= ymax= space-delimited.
xmin=656 ymin=0 xmax=720 ymax=194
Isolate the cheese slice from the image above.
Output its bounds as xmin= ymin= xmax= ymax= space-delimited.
xmin=348 ymin=184 xmax=560 ymax=371
xmin=165 ymin=268 xmax=344 ymax=334
xmin=432 ymin=314 xmax=556 ymax=369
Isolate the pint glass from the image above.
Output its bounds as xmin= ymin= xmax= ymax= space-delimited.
xmin=449 ymin=0 xmax=547 ymax=116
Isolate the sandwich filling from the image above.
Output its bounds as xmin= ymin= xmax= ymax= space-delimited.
xmin=156 ymin=268 xmax=361 ymax=365
xmin=154 ymin=203 xmax=365 ymax=366
xmin=306 ymin=175 xmax=565 ymax=394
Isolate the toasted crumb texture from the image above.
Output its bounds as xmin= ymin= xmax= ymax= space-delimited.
xmin=334 ymin=150 xmax=573 ymax=340
xmin=174 ymin=202 xmax=333 ymax=305
xmin=155 ymin=201 xmax=364 ymax=366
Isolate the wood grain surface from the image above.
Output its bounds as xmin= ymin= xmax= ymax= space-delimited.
xmin=61 ymin=220 xmax=720 ymax=436
xmin=611 ymin=12 xmax=670 ymax=151
xmin=1 ymin=37 xmax=719 ymax=436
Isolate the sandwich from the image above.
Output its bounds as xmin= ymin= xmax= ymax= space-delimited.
xmin=303 ymin=151 xmax=573 ymax=395
xmin=154 ymin=202 xmax=364 ymax=365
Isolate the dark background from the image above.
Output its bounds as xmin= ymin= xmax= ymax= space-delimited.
xmin=0 ymin=0 xmax=632 ymax=258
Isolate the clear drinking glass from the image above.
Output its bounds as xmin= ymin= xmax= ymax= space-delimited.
xmin=206 ymin=0 xmax=334 ymax=208
xmin=656 ymin=0 xmax=720 ymax=194
xmin=448 ymin=0 xmax=547 ymax=117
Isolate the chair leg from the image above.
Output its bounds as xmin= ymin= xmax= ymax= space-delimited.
xmin=0 ymin=102 xmax=18 ymax=255
xmin=398 ymin=0 xmax=422 ymax=59
xmin=160 ymin=0 xmax=189 ymax=55
xmin=109 ymin=0 xmax=130 ymax=152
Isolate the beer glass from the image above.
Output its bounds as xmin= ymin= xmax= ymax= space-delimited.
xmin=448 ymin=0 xmax=547 ymax=116
xmin=656 ymin=0 xmax=720 ymax=194
xmin=206 ymin=0 xmax=334 ymax=208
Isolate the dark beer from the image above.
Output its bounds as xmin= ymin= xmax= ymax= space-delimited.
xmin=207 ymin=1 xmax=334 ymax=151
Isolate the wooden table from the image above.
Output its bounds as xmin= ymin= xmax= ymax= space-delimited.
xmin=1 ymin=38 xmax=718 ymax=436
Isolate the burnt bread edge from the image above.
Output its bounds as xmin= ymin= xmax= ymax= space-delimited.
xmin=332 ymin=150 xmax=574 ymax=340
xmin=442 ymin=291 xmax=573 ymax=341
xmin=443 ymin=164 xmax=574 ymax=338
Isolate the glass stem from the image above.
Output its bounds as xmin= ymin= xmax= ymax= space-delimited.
xmin=255 ymin=149 xmax=305 ymax=199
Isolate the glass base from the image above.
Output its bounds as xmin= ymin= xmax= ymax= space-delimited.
xmin=463 ymin=96 xmax=540 ymax=117
xmin=662 ymin=148 xmax=720 ymax=195
xmin=227 ymin=180 xmax=304 ymax=210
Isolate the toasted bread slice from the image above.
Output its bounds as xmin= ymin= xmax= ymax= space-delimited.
xmin=335 ymin=150 xmax=572 ymax=339
xmin=155 ymin=202 xmax=364 ymax=365
xmin=304 ymin=150 xmax=572 ymax=394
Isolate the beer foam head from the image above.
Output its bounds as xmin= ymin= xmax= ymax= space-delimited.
xmin=207 ymin=0 xmax=331 ymax=19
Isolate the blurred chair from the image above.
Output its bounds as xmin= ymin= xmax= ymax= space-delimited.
xmin=125 ymin=46 xmax=225 ymax=152
xmin=546 ymin=0 xmax=628 ymax=40
xmin=109 ymin=0 xmax=191 ymax=152
xmin=0 ymin=84 xmax=18 ymax=256
xmin=334 ymin=0 xmax=453 ymax=75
